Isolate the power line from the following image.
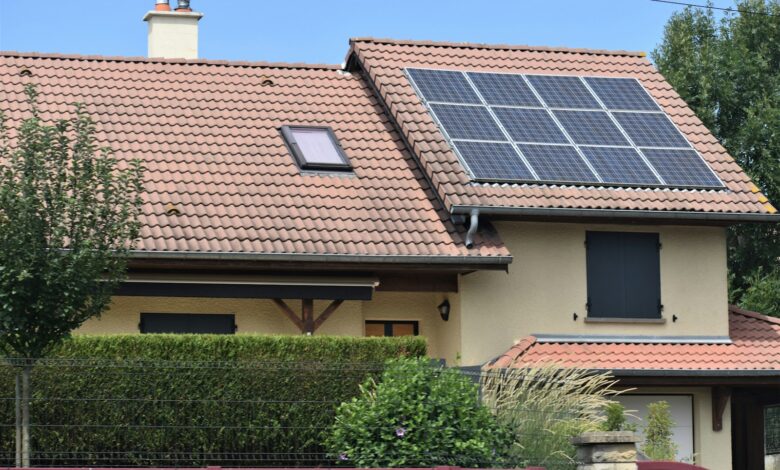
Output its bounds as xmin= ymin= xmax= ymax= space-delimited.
xmin=651 ymin=0 xmax=780 ymax=17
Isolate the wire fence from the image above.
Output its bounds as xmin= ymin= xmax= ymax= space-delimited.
xmin=0 ymin=358 xmax=591 ymax=469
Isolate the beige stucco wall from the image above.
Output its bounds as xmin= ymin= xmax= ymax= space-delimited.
xmin=456 ymin=222 xmax=729 ymax=365
xmin=78 ymin=291 xmax=454 ymax=359
xmin=624 ymin=386 xmax=731 ymax=470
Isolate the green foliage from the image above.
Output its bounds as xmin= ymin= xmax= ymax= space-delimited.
xmin=652 ymin=1 xmax=780 ymax=305
xmin=0 ymin=86 xmax=144 ymax=358
xmin=0 ymin=334 xmax=426 ymax=466
xmin=738 ymin=268 xmax=780 ymax=317
xmin=326 ymin=357 xmax=511 ymax=468
xmin=600 ymin=402 xmax=637 ymax=432
xmin=481 ymin=364 xmax=622 ymax=470
xmin=641 ymin=401 xmax=678 ymax=461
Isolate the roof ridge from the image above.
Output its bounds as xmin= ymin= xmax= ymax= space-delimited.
xmin=0 ymin=50 xmax=342 ymax=71
xmin=349 ymin=37 xmax=647 ymax=58
xmin=729 ymin=304 xmax=780 ymax=325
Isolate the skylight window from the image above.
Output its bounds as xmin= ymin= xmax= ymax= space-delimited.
xmin=281 ymin=126 xmax=352 ymax=171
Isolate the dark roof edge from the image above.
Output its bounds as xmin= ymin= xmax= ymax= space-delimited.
xmin=451 ymin=204 xmax=780 ymax=223
xmin=348 ymin=37 xmax=647 ymax=58
xmin=129 ymin=250 xmax=512 ymax=266
xmin=0 ymin=50 xmax=341 ymax=71
xmin=605 ymin=368 xmax=780 ymax=377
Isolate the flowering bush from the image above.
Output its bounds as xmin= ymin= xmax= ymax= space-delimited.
xmin=326 ymin=358 xmax=512 ymax=467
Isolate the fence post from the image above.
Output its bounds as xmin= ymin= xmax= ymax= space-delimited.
xmin=571 ymin=431 xmax=639 ymax=470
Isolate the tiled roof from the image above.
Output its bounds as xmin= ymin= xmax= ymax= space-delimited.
xmin=488 ymin=306 xmax=780 ymax=373
xmin=0 ymin=51 xmax=509 ymax=263
xmin=348 ymin=38 xmax=778 ymax=219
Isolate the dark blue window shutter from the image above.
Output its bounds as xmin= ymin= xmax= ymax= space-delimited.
xmin=586 ymin=232 xmax=661 ymax=319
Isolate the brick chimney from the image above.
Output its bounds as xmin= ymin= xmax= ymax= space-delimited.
xmin=143 ymin=1 xmax=203 ymax=59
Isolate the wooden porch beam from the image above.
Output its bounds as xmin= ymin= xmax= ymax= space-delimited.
xmin=712 ymin=385 xmax=731 ymax=431
xmin=272 ymin=298 xmax=303 ymax=331
xmin=313 ymin=299 xmax=345 ymax=331
xmin=302 ymin=299 xmax=314 ymax=334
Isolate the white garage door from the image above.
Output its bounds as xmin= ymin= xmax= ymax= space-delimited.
xmin=616 ymin=394 xmax=695 ymax=463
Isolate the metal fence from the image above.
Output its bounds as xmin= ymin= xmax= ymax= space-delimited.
xmin=0 ymin=358 xmax=587 ymax=469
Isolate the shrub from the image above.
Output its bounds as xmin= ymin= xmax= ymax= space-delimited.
xmin=740 ymin=268 xmax=780 ymax=318
xmin=600 ymin=402 xmax=637 ymax=432
xmin=642 ymin=400 xmax=678 ymax=461
xmin=0 ymin=334 xmax=426 ymax=467
xmin=326 ymin=357 xmax=512 ymax=467
xmin=481 ymin=364 xmax=622 ymax=470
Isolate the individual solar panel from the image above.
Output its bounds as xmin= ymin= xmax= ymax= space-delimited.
xmin=580 ymin=147 xmax=661 ymax=185
xmin=517 ymin=144 xmax=598 ymax=183
xmin=429 ymin=104 xmax=505 ymax=140
xmin=641 ymin=149 xmax=722 ymax=187
xmin=613 ymin=112 xmax=689 ymax=148
xmin=553 ymin=110 xmax=630 ymax=146
xmin=467 ymin=72 xmax=541 ymax=107
xmin=584 ymin=77 xmax=660 ymax=111
xmin=525 ymin=75 xmax=601 ymax=109
xmin=493 ymin=108 xmax=568 ymax=144
xmin=453 ymin=141 xmax=535 ymax=180
xmin=407 ymin=69 xmax=481 ymax=104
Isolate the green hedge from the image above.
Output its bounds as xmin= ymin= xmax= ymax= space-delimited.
xmin=0 ymin=334 xmax=426 ymax=467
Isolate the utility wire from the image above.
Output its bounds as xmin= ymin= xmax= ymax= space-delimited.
xmin=651 ymin=0 xmax=780 ymax=17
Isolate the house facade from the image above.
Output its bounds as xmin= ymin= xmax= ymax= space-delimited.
xmin=1 ymin=2 xmax=779 ymax=468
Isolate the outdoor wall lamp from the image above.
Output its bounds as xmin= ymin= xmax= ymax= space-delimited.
xmin=438 ymin=299 xmax=451 ymax=322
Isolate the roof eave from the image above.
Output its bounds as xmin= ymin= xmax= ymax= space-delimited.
xmin=128 ymin=250 xmax=513 ymax=268
xmin=450 ymin=204 xmax=780 ymax=224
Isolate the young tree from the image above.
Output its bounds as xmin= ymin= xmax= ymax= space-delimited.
xmin=652 ymin=0 xmax=780 ymax=311
xmin=641 ymin=401 xmax=678 ymax=461
xmin=0 ymin=85 xmax=143 ymax=466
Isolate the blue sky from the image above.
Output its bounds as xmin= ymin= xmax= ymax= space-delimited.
xmin=0 ymin=0 xmax=725 ymax=64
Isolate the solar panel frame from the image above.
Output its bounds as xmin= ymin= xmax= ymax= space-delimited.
xmin=467 ymin=72 xmax=542 ymax=107
xmin=493 ymin=107 xmax=570 ymax=144
xmin=404 ymin=67 xmax=725 ymax=190
xmin=516 ymin=143 xmax=600 ymax=184
xmin=553 ymin=110 xmax=631 ymax=146
xmin=580 ymin=146 xmax=662 ymax=185
xmin=406 ymin=68 xmax=482 ymax=104
xmin=584 ymin=77 xmax=661 ymax=111
xmin=428 ymin=103 xmax=507 ymax=141
xmin=612 ymin=111 xmax=691 ymax=148
xmin=640 ymin=148 xmax=723 ymax=188
xmin=452 ymin=141 xmax=536 ymax=181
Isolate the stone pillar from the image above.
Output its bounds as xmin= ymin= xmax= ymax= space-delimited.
xmin=571 ymin=431 xmax=639 ymax=470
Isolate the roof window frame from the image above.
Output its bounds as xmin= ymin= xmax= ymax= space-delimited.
xmin=280 ymin=125 xmax=352 ymax=172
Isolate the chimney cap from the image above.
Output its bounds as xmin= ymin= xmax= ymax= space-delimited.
xmin=176 ymin=0 xmax=192 ymax=11
xmin=155 ymin=0 xmax=171 ymax=11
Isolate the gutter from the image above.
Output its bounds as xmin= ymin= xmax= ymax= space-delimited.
xmin=128 ymin=250 xmax=513 ymax=266
xmin=451 ymin=205 xmax=780 ymax=223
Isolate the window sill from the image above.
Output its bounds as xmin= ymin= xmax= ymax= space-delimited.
xmin=584 ymin=317 xmax=667 ymax=324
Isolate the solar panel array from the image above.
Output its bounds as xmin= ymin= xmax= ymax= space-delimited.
xmin=406 ymin=68 xmax=723 ymax=188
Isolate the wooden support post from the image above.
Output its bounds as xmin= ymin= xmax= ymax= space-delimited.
xmin=712 ymin=386 xmax=731 ymax=431
xmin=302 ymin=299 xmax=314 ymax=335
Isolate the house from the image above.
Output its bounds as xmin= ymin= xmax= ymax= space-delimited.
xmin=1 ymin=1 xmax=779 ymax=468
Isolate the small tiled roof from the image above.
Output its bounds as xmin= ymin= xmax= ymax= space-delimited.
xmin=348 ymin=37 xmax=778 ymax=220
xmin=488 ymin=306 xmax=780 ymax=374
xmin=0 ymin=51 xmax=509 ymax=263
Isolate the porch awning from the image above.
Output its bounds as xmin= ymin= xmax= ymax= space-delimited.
xmin=115 ymin=274 xmax=379 ymax=300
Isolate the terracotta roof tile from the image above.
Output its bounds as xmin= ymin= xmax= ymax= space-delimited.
xmin=488 ymin=306 xmax=780 ymax=372
xmin=0 ymin=51 xmax=510 ymax=262
xmin=348 ymin=38 xmax=777 ymax=218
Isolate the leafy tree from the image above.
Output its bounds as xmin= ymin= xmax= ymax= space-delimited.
xmin=0 ymin=85 xmax=143 ymax=465
xmin=652 ymin=0 xmax=780 ymax=312
xmin=641 ymin=401 xmax=678 ymax=461
xmin=326 ymin=358 xmax=512 ymax=468
xmin=739 ymin=268 xmax=780 ymax=317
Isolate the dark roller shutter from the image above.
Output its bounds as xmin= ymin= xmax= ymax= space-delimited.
xmin=140 ymin=313 xmax=236 ymax=334
xmin=586 ymin=231 xmax=661 ymax=319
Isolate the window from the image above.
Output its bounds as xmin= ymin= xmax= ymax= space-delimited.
xmin=280 ymin=126 xmax=351 ymax=171
xmin=586 ymin=231 xmax=661 ymax=319
xmin=365 ymin=320 xmax=419 ymax=337
xmin=140 ymin=313 xmax=236 ymax=334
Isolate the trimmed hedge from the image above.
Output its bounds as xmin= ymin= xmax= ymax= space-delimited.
xmin=0 ymin=334 xmax=426 ymax=467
